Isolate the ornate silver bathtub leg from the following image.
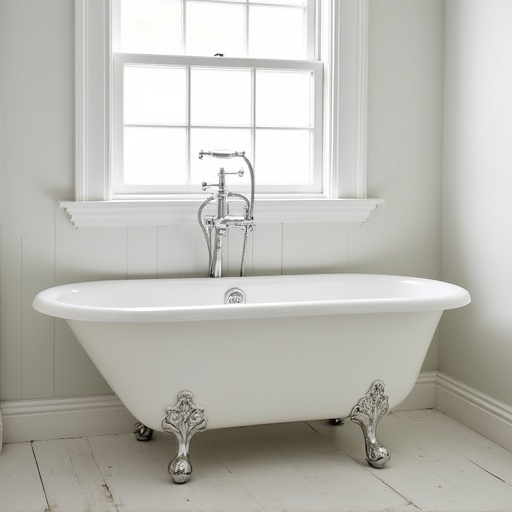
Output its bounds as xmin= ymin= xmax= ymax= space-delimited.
xmin=161 ymin=390 xmax=207 ymax=484
xmin=133 ymin=422 xmax=153 ymax=441
xmin=350 ymin=380 xmax=391 ymax=469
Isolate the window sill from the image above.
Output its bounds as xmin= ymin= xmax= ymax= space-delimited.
xmin=59 ymin=198 xmax=384 ymax=228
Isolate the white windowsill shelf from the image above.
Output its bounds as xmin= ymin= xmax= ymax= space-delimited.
xmin=60 ymin=197 xmax=384 ymax=228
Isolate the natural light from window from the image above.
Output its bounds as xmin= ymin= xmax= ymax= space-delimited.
xmin=113 ymin=0 xmax=321 ymax=196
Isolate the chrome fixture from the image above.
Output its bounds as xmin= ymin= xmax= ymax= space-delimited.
xmin=198 ymin=150 xmax=255 ymax=278
xmin=132 ymin=390 xmax=207 ymax=484
xmin=133 ymin=421 xmax=153 ymax=441
xmin=350 ymin=380 xmax=391 ymax=469
xmin=224 ymin=287 xmax=246 ymax=304
xmin=132 ymin=382 xmax=389 ymax=484
xmin=161 ymin=390 xmax=208 ymax=484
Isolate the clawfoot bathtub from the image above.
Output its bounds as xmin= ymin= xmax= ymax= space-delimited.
xmin=33 ymin=274 xmax=470 ymax=483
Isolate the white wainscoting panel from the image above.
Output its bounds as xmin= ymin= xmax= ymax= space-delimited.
xmin=251 ymin=224 xmax=283 ymax=276
xmin=126 ymin=226 xmax=158 ymax=279
xmin=282 ymin=223 xmax=349 ymax=274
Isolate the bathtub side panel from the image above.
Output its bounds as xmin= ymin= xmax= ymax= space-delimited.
xmin=67 ymin=312 xmax=442 ymax=431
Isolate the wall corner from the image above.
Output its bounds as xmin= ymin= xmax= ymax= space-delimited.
xmin=0 ymin=408 xmax=3 ymax=452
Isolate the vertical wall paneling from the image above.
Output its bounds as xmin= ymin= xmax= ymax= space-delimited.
xmin=126 ymin=226 xmax=158 ymax=279
xmin=54 ymin=210 xmax=128 ymax=397
xmin=0 ymin=232 xmax=22 ymax=400
xmin=55 ymin=319 xmax=112 ymax=398
xmin=251 ymin=224 xmax=283 ymax=276
xmin=0 ymin=0 xmax=446 ymax=403
xmin=157 ymin=225 xmax=208 ymax=278
xmin=282 ymin=223 xmax=348 ymax=275
xmin=0 ymin=0 xmax=74 ymax=400
xmin=177 ymin=225 xmax=209 ymax=278
xmin=55 ymin=210 xmax=128 ymax=285
xmin=20 ymin=210 xmax=56 ymax=399
xmin=156 ymin=226 xmax=182 ymax=278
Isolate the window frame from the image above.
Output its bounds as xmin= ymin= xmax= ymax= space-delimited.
xmin=64 ymin=0 xmax=382 ymax=227
xmin=113 ymin=53 xmax=324 ymax=197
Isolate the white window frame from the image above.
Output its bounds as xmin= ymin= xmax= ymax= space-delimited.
xmin=63 ymin=0 xmax=383 ymax=227
xmin=113 ymin=54 xmax=323 ymax=196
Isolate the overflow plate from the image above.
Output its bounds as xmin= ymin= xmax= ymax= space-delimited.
xmin=224 ymin=288 xmax=246 ymax=304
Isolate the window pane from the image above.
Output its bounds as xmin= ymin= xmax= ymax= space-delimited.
xmin=124 ymin=66 xmax=187 ymax=125
xmin=186 ymin=2 xmax=245 ymax=57
xmin=256 ymin=70 xmax=312 ymax=127
xmin=249 ymin=6 xmax=305 ymax=59
xmin=255 ymin=130 xmax=311 ymax=184
xmin=120 ymin=0 xmax=182 ymax=54
xmin=191 ymin=68 xmax=252 ymax=126
xmin=124 ymin=127 xmax=187 ymax=185
xmin=190 ymin=128 xmax=252 ymax=185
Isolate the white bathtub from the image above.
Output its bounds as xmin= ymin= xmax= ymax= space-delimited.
xmin=33 ymin=273 xmax=470 ymax=482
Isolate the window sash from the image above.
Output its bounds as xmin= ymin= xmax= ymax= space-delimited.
xmin=112 ymin=53 xmax=323 ymax=196
xmin=112 ymin=0 xmax=317 ymax=60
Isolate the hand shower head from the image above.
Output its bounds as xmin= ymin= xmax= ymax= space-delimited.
xmin=199 ymin=148 xmax=255 ymax=221
xmin=198 ymin=149 xmax=245 ymax=160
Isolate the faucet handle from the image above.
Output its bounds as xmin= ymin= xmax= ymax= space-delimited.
xmin=224 ymin=169 xmax=244 ymax=178
xmin=201 ymin=181 xmax=218 ymax=191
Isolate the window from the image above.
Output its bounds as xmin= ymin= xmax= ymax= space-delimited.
xmin=113 ymin=0 xmax=321 ymax=196
xmin=65 ymin=0 xmax=381 ymax=227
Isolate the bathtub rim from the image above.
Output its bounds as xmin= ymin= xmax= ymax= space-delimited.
xmin=33 ymin=273 xmax=471 ymax=323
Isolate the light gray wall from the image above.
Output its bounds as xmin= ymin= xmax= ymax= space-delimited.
xmin=441 ymin=0 xmax=512 ymax=407
xmin=0 ymin=0 xmax=444 ymax=401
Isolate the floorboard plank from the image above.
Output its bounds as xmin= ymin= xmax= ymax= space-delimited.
xmin=33 ymin=437 xmax=118 ymax=512
xmin=202 ymin=421 xmax=416 ymax=512
xmin=249 ymin=421 xmax=418 ymax=511
xmin=87 ymin=433 xmax=202 ymax=512
xmin=145 ymin=431 xmax=265 ymax=512
xmin=308 ymin=410 xmax=512 ymax=512
xmin=3 ymin=411 xmax=512 ymax=512
xmin=0 ymin=442 xmax=48 ymax=512
xmin=396 ymin=410 xmax=512 ymax=487
xmin=201 ymin=423 xmax=335 ymax=512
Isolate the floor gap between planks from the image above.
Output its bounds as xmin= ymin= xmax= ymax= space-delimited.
xmin=31 ymin=441 xmax=52 ymax=512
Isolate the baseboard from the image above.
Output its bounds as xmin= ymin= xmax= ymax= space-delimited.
xmin=436 ymin=372 xmax=512 ymax=453
xmin=6 ymin=373 xmax=510 ymax=450
xmin=0 ymin=395 xmax=136 ymax=444
xmin=2 ymin=373 xmax=510 ymax=457
xmin=0 ymin=373 xmax=436 ymax=445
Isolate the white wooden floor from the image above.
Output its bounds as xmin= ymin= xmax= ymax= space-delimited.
xmin=1 ymin=410 xmax=512 ymax=512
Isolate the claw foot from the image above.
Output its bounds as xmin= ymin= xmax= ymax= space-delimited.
xmin=350 ymin=380 xmax=390 ymax=469
xmin=162 ymin=390 xmax=207 ymax=484
xmin=133 ymin=422 xmax=153 ymax=441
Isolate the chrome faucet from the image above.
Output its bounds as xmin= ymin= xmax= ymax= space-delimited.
xmin=197 ymin=150 xmax=255 ymax=278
